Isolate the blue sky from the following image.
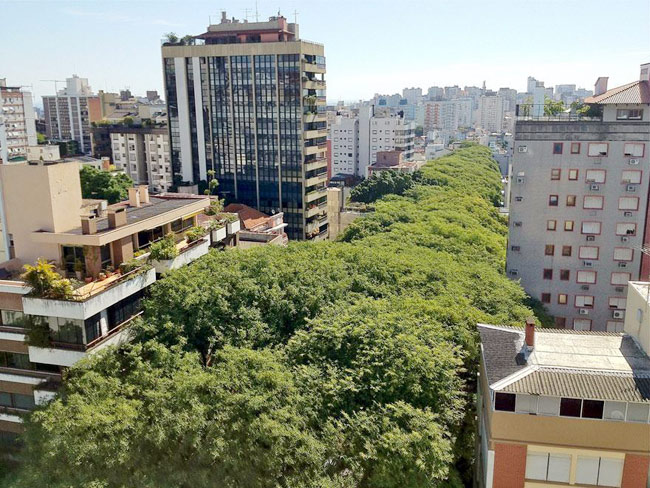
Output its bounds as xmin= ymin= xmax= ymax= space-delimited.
xmin=2 ymin=0 xmax=649 ymax=104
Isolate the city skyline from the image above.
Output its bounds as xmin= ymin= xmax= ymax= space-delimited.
xmin=1 ymin=0 xmax=648 ymax=103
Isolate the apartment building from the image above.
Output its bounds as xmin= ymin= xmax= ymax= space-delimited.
xmin=0 ymin=79 xmax=37 ymax=163
xmin=0 ymin=161 xmax=243 ymax=448
xmin=477 ymin=94 xmax=505 ymax=133
xmin=476 ymin=319 xmax=650 ymax=488
xmin=417 ymin=100 xmax=459 ymax=133
xmin=330 ymin=115 xmax=359 ymax=176
xmin=358 ymin=105 xmax=415 ymax=178
xmin=161 ymin=12 xmax=328 ymax=240
xmin=108 ymin=127 xmax=172 ymax=192
xmin=507 ymin=63 xmax=650 ymax=331
xmin=42 ymin=75 xmax=102 ymax=154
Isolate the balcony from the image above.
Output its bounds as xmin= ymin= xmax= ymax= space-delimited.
xmin=302 ymin=61 xmax=326 ymax=74
xmin=306 ymin=173 xmax=327 ymax=187
xmin=305 ymin=186 xmax=328 ymax=203
xmin=305 ymin=158 xmax=327 ymax=172
xmin=304 ymin=128 xmax=328 ymax=139
xmin=22 ymin=267 xmax=156 ymax=321
xmin=304 ymin=144 xmax=324 ymax=156
xmin=304 ymin=112 xmax=327 ymax=124
xmin=303 ymin=79 xmax=326 ymax=90
xmin=151 ymin=237 xmax=210 ymax=274
xmin=306 ymin=202 xmax=327 ymax=218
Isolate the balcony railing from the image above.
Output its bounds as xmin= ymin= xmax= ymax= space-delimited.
xmin=71 ymin=265 xmax=153 ymax=301
xmin=515 ymin=104 xmax=603 ymax=121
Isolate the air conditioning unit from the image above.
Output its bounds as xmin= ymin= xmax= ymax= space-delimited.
xmin=618 ymin=262 xmax=628 ymax=268
xmin=589 ymin=184 xmax=600 ymax=191
xmin=621 ymin=236 xmax=630 ymax=242
xmin=516 ymin=177 xmax=525 ymax=184
xmin=583 ymin=261 xmax=593 ymax=267
xmin=581 ymin=285 xmax=590 ymax=291
xmin=509 ymin=269 xmax=519 ymax=276
xmin=586 ymin=235 xmax=595 ymax=242
xmin=624 ymin=211 xmax=633 ymax=217
xmin=579 ymin=309 xmax=589 ymax=315
xmin=626 ymin=185 xmax=637 ymax=192
xmin=612 ymin=310 xmax=625 ymax=319
xmin=518 ymin=146 xmax=528 ymax=153
xmin=615 ymin=286 xmax=625 ymax=292
xmin=629 ymin=158 xmax=640 ymax=165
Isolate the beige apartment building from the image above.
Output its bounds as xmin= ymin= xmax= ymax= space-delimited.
xmin=0 ymin=160 xmax=241 ymax=449
xmin=507 ymin=64 xmax=650 ymax=331
xmin=477 ymin=318 xmax=650 ymax=488
xmin=161 ymin=11 xmax=328 ymax=240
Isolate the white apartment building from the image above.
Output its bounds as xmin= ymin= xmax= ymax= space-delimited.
xmin=417 ymin=100 xmax=459 ymax=133
xmin=358 ymin=105 xmax=415 ymax=178
xmin=0 ymin=79 xmax=37 ymax=162
xmin=110 ymin=127 xmax=172 ymax=193
xmin=507 ymin=63 xmax=650 ymax=332
xmin=330 ymin=115 xmax=359 ymax=176
xmin=402 ymin=87 xmax=422 ymax=105
xmin=456 ymin=98 xmax=474 ymax=128
xmin=42 ymin=75 xmax=101 ymax=154
xmin=477 ymin=95 xmax=504 ymax=133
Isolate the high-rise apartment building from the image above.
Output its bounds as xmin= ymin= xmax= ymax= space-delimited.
xmin=417 ymin=100 xmax=459 ymax=132
xmin=0 ymin=79 xmax=37 ymax=163
xmin=42 ymin=75 xmax=101 ymax=154
xmin=330 ymin=115 xmax=359 ymax=176
xmin=402 ymin=87 xmax=422 ymax=105
xmin=506 ymin=64 xmax=650 ymax=332
xmin=477 ymin=95 xmax=504 ymax=132
xmin=161 ymin=12 xmax=328 ymax=240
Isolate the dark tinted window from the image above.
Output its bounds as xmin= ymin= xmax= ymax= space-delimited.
xmin=560 ymin=398 xmax=582 ymax=417
xmin=581 ymin=400 xmax=604 ymax=419
xmin=495 ymin=392 xmax=516 ymax=412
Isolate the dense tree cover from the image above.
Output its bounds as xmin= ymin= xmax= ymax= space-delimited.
xmin=12 ymin=146 xmax=534 ymax=487
xmin=349 ymin=170 xmax=418 ymax=203
xmin=79 ymin=166 xmax=133 ymax=204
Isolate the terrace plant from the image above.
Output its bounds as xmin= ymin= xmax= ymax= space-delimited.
xmin=149 ymin=235 xmax=179 ymax=261
xmin=185 ymin=226 xmax=208 ymax=243
xmin=21 ymin=259 xmax=73 ymax=300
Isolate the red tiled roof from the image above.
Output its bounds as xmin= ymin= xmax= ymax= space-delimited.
xmin=584 ymin=80 xmax=650 ymax=104
xmin=224 ymin=203 xmax=270 ymax=230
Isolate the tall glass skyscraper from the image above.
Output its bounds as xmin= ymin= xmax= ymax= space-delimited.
xmin=162 ymin=12 xmax=328 ymax=240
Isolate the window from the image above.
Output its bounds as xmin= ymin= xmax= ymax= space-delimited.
xmin=564 ymin=220 xmax=574 ymax=231
xmin=574 ymin=318 xmax=592 ymax=331
xmin=577 ymin=270 xmax=596 ymax=283
xmin=562 ymin=246 xmax=572 ymax=256
xmin=566 ymin=195 xmax=576 ymax=206
xmin=609 ymin=297 xmax=627 ymax=309
xmin=582 ymin=221 xmax=601 ymax=234
xmin=551 ymin=168 xmax=561 ymax=180
xmin=494 ymin=392 xmax=516 ymax=412
xmin=613 ymin=248 xmax=633 ymax=261
xmin=0 ymin=310 xmax=26 ymax=327
xmin=611 ymin=272 xmax=631 ymax=285
xmin=558 ymin=294 xmax=568 ymax=305
xmin=545 ymin=245 xmax=555 ymax=256
xmin=576 ymin=295 xmax=595 ymax=308
xmin=616 ymin=223 xmax=636 ymax=236
xmin=538 ymin=396 xmax=560 ymax=416
xmin=549 ymin=195 xmax=558 ymax=206
xmin=543 ymin=269 xmax=553 ymax=280
xmin=560 ymin=269 xmax=570 ymax=281
xmin=624 ymin=142 xmax=645 ymax=156
xmin=555 ymin=317 xmax=567 ymax=328
xmin=621 ymin=170 xmax=642 ymax=184
xmin=582 ymin=399 xmax=605 ymax=419
xmin=515 ymin=394 xmax=538 ymax=413
xmin=526 ymin=452 xmax=572 ymax=483
xmin=579 ymin=246 xmax=599 ymax=260
xmin=618 ymin=197 xmax=639 ymax=210
xmin=568 ymin=169 xmax=579 ymax=180
xmin=553 ymin=142 xmax=563 ymax=154
xmin=541 ymin=293 xmax=551 ymax=303
xmin=588 ymin=142 xmax=608 ymax=156
xmin=570 ymin=142 xmax=581 ymax=154
xmin=585 ymin=169 xmax=606 ymax=183
xmin=576 ymin=456 xmax=624 ymax=487
xmin=584 ymin=195 xmax=604 ymax=209
xmin=626 ymin=403 xmax=650 ymax=422
xmin=547 ymin=220 xmax=557 ymax=231
xmin=560 ymin=397 xmax=582 ymax=417
xmin=0 ymin=392 xmax=36 ymax=411
xmin=603 ymin=401 xmax=626 ymax=421
xmin=617 ymin=109 xmax=643 ymax=120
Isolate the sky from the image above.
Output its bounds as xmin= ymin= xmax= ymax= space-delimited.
xmin=1 ymin=0 xmax=649 ymax=105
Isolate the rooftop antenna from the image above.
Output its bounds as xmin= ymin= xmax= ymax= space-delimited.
xmin=255 ymin=0 xmax=259 ymax=21
xmin=293 ymin=9 xmax=298 ymax=24
xmin=243 ymin=8 xmax=250 ymax=21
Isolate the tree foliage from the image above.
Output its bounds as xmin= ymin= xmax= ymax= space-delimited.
xmin=13 ymin=146 xmax=537 ymax=487
xmin=79 ymin=166 xmax=133 ymax=204
xmin=350 ymin=170 xmax=417 ymax=203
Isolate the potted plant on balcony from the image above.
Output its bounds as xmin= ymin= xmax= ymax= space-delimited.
xmin=185 ymin=226 xmax=208 ymax=244
xmin=21 ymin=259 xmax=74 ymax=300
xmin=149 ymin=234 xmax=179 ymax=261
xmin=73 ymin=259 xmax=84 ymax=280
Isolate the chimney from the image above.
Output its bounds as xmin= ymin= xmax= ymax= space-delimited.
xmin=640 ymin=63 xmax=650 ymax=82
xmin=138 ymin=185 xmax=150 ymax=204
xmin=101 ymin=157 xmax=111 ymax=170
xmin=525 ymin=317 xmax=535 ymax=350
xmin=81 ymin=215 xmax=97 ymax=235
xmin=594 ymin=77 xmax=609 ymax=96
xmin=107 ymin=207 xmax=127 ymax=229
xmin=128 ymin=187 xmax=140 ymax=207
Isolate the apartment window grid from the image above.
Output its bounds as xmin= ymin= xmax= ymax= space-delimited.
xmin=208 ymin=56 xmax=234 ymax=196
xmin=164 ymin=58 xmax=182 ymax=184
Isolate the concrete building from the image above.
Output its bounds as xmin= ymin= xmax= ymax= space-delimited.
xmin=223 ymin=203 xmax=288 ymax=247
xmin=498 ymin=87 xmax=518 ymax=112
xmin=427 ymin=86 xmax=444 ymax=100
xmin=506 ymin=64 xmax=650 ymax=331
xmin=161 ymin=12 xmax=328 ymax=241
xmin=477 ymin=318 xmax=650 ymax=488
xmin=107 ymin=127 xmax=172 ymax=193
xmin=477 ymin=95 xmax=505 ymax=133
xmin=0 ymin=79 xmax=37 ymax=163
xmin=358 ymin=105 xmax=415 ymax=178
xmin=417 ymin=100 xmax=459 ymax=132
xmin=330 ymin=115 xmax=359 ymax=176
xmin=367 ymin=150 xmax=420 ymax=175
xmin=0 ymin=160 xmax=249 ymax=447
xmin=402 ymin=87 xmax=422 ymax=105
xmin=42 ymin=75 xmax=101 ymax=154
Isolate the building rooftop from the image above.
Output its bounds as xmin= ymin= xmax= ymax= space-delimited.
xmin=478 ymin=324 xmax=650 ymax=403
xmin=584 ymin=79 xmax=650 ymax=105
xmin=224 ymin=203 xmax=270 ymax=230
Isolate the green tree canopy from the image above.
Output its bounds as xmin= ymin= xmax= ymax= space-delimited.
xmin=349 ymin=170 xmax=418 ymax=203
xmin=79 ymin=165 xmax=133 ymax=204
